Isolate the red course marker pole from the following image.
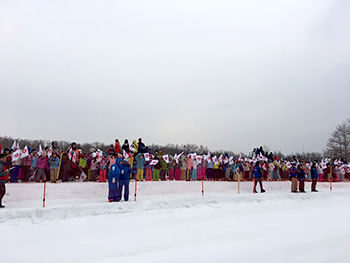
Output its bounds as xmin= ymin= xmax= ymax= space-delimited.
xmin=43 ymin=181 xmax=47 ymax=208
xmin=134 ymin=179 xmax=138 ymax=201
xmin=202 ymin=177 xmax=204 ymax=196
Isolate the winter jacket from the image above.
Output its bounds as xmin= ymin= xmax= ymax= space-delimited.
xmin=160 ymin=158 xmax=168 ymax=171
xmin=0 ymin=162 xmax=8 ymax=182
xmin=22 ymin=156 xmax=32 ymax=167
xmin=131 ymin=140 xmax=138 ymax=153
xmin=122 ymin=143 xmax=129 ymax=153
xmin=289 ymin=167 xmax=298 ymax=178
xmin=154 ymin=157 xmax=161 ymax=170
xmin=192 ymin=160 xmax=198 ymax=170
xmin=206 ymin=161 xmax=213 ymax=169
xmin=37 ymin=157 xmax=48 ymax=169
xmin=49 ymin=157 xmax=60 ymax=169
xmin=253 ymin=166 xmax=262 ymax=178
xmin=168 ymin=159 xmax=175 ymax=169
xmin=79 ymin=158 xmax=87 ymax=169
xmin=120 ymin=162 xmax=131 ymax=181
xmin=181 ymin=157 xmax=187 ymax=170
xmin=109 ymin=158 xmax=123 ymax=182
xmin=311 ymin=167 xmax=318 ymax=179
xmin=297 ymin=169 xmax=306 ymax=180
xmin=135 ymin=153 xmax=146 ymax=169
xmin=31 ymin=157 xmax=38 ymax=168
xmin=114 ymin=142 xmax=121 ymax=154
xmin=90 ymin=159 xmax=99 ymax=171
xmin=138 ymin=142 xmax=146 ymax=154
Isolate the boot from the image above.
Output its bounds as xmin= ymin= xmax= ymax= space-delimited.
xmin=261 ymin=189 xmax=266 ymax=193
xmin=253 ymin=189 xmax=257 ymax=193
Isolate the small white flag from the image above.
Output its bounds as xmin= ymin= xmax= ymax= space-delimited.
xmin=163 ymin=154 xmax=169 ymax=163
xmin=12 ymin=149 xmax=21 ymax=161
xmin=38 ymin=145 xmax=43 ymax=156
xmin=149 ymin=160 xmax=159 ymax=166
xmin=48 ymin=147 xmax=53 ymax=158
xmin=144 ymin=152 xmax=150 ymax=161
xmin=229 ymin=156 xmax=234 ymax=165
xmin=20 ymin=146 xmax=29 ymax=159
xmin=123 ymin=150 xmax=129 ymax=159
xmin=11 ymin=140 xmax=17 ymax=150
xmin=218 ymin=155 xmax=223 ymax=163
xmin=79 ymin=171 xmax=88 ymax=182
xmin=129 ymin=145 xmax=136 ymax=153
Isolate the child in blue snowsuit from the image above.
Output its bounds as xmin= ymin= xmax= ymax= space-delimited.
xmin=108 ymin=158 xmax=122 ymax=202
xmin=117 ymin=160 xmax=131 ymax=201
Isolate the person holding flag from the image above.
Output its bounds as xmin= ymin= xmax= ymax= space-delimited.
xmin=10 ymin=147 xmax=21 ymax=183
xmin=68 ymin=142 xmax=80 ymax=180
xmin=137 ymin=138 xmax=146 ymax=154
xmin=160 ymin=154 xmax=169 ymax=181
xmin=21 ymin=149 xmax=32 ymax=182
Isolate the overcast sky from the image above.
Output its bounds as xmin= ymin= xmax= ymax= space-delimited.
xmin=1 ymin=0 xmax=349 ymax=154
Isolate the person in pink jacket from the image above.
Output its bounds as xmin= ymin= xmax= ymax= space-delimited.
xmin=35 ymin=154 xmax=48 ymax=182
xmin=99 ymin=156 xmax=107 ymax=182
xmin=90 ymin=157 xmax=99 ymax=181
xmin=21 ymin=155 xmax=32 ymax=182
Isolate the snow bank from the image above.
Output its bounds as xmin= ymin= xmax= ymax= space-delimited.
xmin=0 ymin=181 xmax=348 ymax=223
xmin=1 ymin=182 xmax=349 ymax=263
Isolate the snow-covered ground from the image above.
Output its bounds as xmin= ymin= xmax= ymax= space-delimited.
xmin=1 ymin=181 xmax=349 ymax=263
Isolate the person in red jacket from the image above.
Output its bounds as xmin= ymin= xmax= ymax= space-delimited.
xmin=0 ymin=153 xmax=10 ymax=208
xmin=114 ymin=139 xmax=121 ymax=154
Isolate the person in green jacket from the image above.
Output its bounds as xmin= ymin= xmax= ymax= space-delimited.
xmin=160 ymin=156 xmax=168 ymax=181
xmin=181 ymin=156 xmax=187 ymax=180
xmin=135 ymin=153 xmax=146 ymax=181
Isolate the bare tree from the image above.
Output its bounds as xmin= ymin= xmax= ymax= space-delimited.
xmin=325 ymin=118 xmax=350 ymax=161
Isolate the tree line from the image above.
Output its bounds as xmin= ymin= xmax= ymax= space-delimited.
xmin=1 ymin=117 xmax=349 ymax=161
